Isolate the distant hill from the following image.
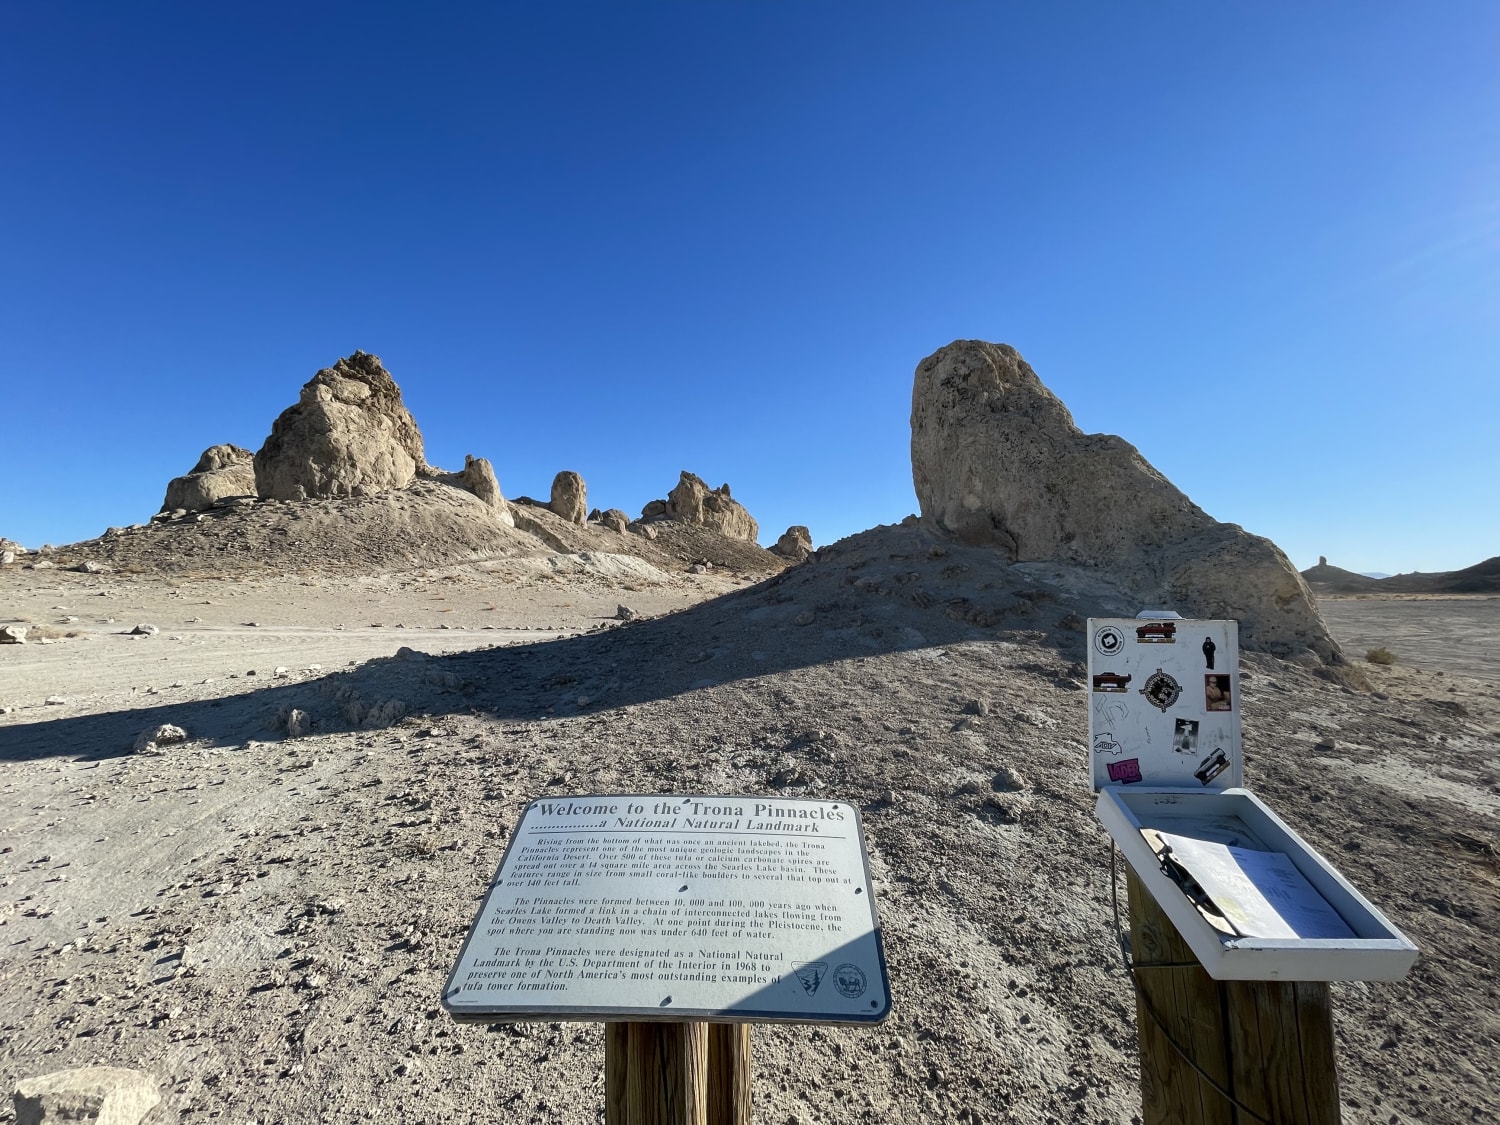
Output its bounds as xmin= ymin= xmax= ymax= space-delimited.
xmin=1302 ymin=555 xmax=1500 ymax=595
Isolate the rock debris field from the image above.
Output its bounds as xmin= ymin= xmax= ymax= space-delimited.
xmin=2 ymin=526 xmax=1498 ymax=1125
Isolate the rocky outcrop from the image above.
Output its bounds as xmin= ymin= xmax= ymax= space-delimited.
xmin=254 ymin=352 xmax=427 ymax=501
xmin=549 ymin=472 xmax=587 ymax=525
xmin=665 ymin=472 xmax=759 ymax=542
xmin=641 ymin=499 xmax=668 ymax=520
xmin=161 ymin=445 xmax=256 ymax=512
xmin=456 ymin=455 xmax=514 ymax=527
xmin=911 ymin=340 xmax=1343 ymax=664
xmin=599 ymin=509 xmax=630 ymax=534
xmin=771 ymin=525 xmax=813 ymax=562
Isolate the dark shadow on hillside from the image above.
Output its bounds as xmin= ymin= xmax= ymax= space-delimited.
xmin=0 ymin=524 xmax=1135 ymax=764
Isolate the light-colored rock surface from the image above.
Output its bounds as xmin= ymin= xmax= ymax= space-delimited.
xmin=455 ymin=455 xmax=514 ymax=526
xmin=1 ymin=625 xmax=28 ymax=644
xmin=548 ymin=471 xmax=587 ymax=525
xmin=599 ymin=509 xmax=629 ymax=534
xmin=771 ymin=524 xmax=813 ymax=562
xmin=254 ymin=352 xmax=427 ymax=502
xmin=162 ymin=444 xmax=257 ymax=513
xmin=640 ymin=499 xmax=668 ymax=520
xmin=132 ymin=722 xmax=189 ymax=754
xmin=665 ymin=471 xmax=759 ymax=542
xmin=0 ymin=539 xmax=1492 ymax=1125
xmin=13 ymin=1066 xmax=160 ymax=1125
xmin=911 ymin=340 xmax=1343 ymax=664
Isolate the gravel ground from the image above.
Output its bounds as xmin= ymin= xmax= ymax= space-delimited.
xmin=2 ymin=522 xmax=1497 ymax=1124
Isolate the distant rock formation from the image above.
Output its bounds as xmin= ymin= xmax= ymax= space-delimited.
xmin=254 ymin=351 xmax=428 ymax=501
xmin=456 ymin=455 xmax=514 ymax=526
xmin=1300 ymin=558 xmax=1381 ymax=594
xmin=1303 ymin=555 xmax=1500 ymax=596
xmin=549 ymin=471 xmax=587 ymax=525
xmin=665 ymin=472 xmax=759 ymax=542
xmin=161 ymin=445 xmax=256 ymax=512
xmin=771 ymin=525 xmax=814 ymax=562
xmin=911 ymin=340 xmax=1343 ymax=664
xmin=599 ymin=509 xmax=630 ymax=534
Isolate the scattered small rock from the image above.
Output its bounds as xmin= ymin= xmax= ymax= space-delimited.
xmin=129 ymin=624 xmax=159 ymax=637
xmin=992 ymin=765 xmax=1027 ymax=792
xmin=133 ymin=724 xmax=189 ymax=755
xmin=615 ymin=605 xmax=638 ymax=621
xmin=0 ymin=625 xmax=28 ymax=645
xmin=284 ymin=709 xmax=311 ymax=737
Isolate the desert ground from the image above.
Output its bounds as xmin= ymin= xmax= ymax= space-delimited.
xmin=2 ymin=532 xmax=1498 ymax=1125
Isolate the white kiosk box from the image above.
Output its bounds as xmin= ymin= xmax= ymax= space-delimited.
xmin=443 ymin=794 xmax=891 ymax=1023
xmin=1089 ymin=615 xmax=1418 ymax=982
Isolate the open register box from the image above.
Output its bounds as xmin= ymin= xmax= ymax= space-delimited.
xmin=1088 ymin=615 xmax=1419 ymax=982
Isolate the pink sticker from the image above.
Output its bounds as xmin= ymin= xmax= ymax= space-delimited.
xmin=1107 ymin=758 xmax=1143 ymax=784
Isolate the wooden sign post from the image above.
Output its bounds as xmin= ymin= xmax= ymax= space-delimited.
xmin=445 ymin=795 xmax=891 ymax=1125
xmin=1088 ymin=615 xmax=1417 ymax=1125
xmin=1127 ymin=870 xmax=1339 ymax=1125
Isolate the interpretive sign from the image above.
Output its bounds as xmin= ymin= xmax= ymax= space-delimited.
xmin=1087 ymin=616 xmax=1242 ymax=791
xmin=442 ymin=794 xmax=890 ymax=1024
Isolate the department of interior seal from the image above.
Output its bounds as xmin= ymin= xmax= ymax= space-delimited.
xmin=833 ymin=963 xmax=867 ymax=999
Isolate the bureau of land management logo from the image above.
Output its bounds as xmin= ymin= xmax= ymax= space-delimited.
xmin=792 ymin=962 xmax=826 ymax=995
xmin=833 ymin=963 xmax=867 ymax=999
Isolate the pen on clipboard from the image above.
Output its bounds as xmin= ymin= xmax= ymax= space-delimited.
xmin=1156 ymin=842 xmax=1246 ymax=939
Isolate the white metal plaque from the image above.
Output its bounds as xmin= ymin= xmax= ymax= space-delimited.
xmin=1086 ymin=617 xmax=1242 ymax=791
xmin=442 ymin=795 xmax=891 ymax=1023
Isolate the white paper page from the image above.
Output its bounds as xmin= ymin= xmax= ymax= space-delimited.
xmin=1155 ymin=832 xmax=1357 ymax=940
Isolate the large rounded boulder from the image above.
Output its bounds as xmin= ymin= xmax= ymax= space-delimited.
xmin=911 ymin=340 xmax=1343 ymax=663
xmin=665 ymin=472 xmax=759 ymax=542
xmin=254 ymin=351 xmax=428 ymax=501
xmin=161 ymin=444 xmax=256 ymax=512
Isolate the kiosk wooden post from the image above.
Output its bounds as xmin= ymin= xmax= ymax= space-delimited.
xmin=1127 ymin=871 xmax=1340 ymax=1125
xmin=706 ymin=1023 xmax=752 ymax=1125
xmin=604 ymin=1021 xmax=710 ymax=1125
xmin=603 ymin=1020 xmax=751 ymax=1125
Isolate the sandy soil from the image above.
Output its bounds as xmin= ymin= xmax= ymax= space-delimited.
xmin=2 ymin=528 xmax=1497 ymax=1125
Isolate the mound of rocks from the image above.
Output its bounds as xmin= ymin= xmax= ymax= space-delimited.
xmin=161 ymin=444 xmax=257 ymax=512
xmin=911 ymin=340 xmax=1343 ymax=664
xmin=254 ymin=351 xmax=428 ymax=501
xmin=663 ymin=472 xmax=759 ymax=542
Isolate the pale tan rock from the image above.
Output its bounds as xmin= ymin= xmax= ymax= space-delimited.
xmin=133 ymin=722 xmax=188 ymax=754
xmin=910 ymin=340 xmax=1344 ymax=664
xmin=162 ymin=444 xmax=257 ymax=512
xmin=13 ymin=1065 xmax=160 ymax=1125
xmin=0 ymin=625 xmax=27 ymax=644
xmin=254 ymin=352 xmax=427 ymax=501
xmin=665 ymin=472 xmax=759 ymax=542
xmin=456 ymin=455 xmax=514 ymax=526
xmin=600 ymin=509 xmax=629 ymax=534
xmin=549 ymin=471 xmax=587 ymax=525
xmin=771 ymin=525 xmax=813 ymax=562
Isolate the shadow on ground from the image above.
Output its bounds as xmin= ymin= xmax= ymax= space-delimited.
xmin=0 ymin=523 xmax=1139 ymax=764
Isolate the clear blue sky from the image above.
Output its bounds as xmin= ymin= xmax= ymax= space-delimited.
xmin=2 ymin=2 xmax=1496 ymax=575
